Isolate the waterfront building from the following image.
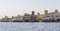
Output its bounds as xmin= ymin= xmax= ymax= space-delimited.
xmin=23 ymin=13 xmax=31 ymax=22
xmin=52 ymin=13 xmax=60 ymax=21
xmin=8 ymin=16 xmax=14 ymax=22
xmin=1 ymin=9 xmax=59 ymax=22
xmin=10 ymin=15 xmax=23 ymax=22
xmin=23 ymin=11 xmax=37 ymax=22
xmin=36 ymin=10 xmax=59 ymax=22
xmin=1 ymin=16 xmax=9 ymax=22
xmin=42 ymin=10 xmax=59 ymax=22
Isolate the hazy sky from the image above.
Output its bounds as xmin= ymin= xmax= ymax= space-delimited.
xmin=0 ymin=0 xmax=60 ymax=18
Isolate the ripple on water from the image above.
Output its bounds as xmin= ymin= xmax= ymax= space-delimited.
xmin=0 ymin=22 xmax=60 ymax=31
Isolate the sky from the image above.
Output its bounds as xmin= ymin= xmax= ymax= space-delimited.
xmin=0 ymin=0 xmax=60 ymax=18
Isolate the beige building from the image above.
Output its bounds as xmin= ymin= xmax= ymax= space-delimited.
xmin=36 ymin=9 xmax=59 ymax=22
xmin=1 ymin=9 xmax=59 ymax=22
xmin=23 ymin=13 xmax=31 ymax=22
xmin=1 ymin=16 xmax=9 ymax=22
xmin=9 ymin=15 xmax=23 ymax=22
xmin=23 ymin=11 xmax=37 ymax=22
xmin=52 ymin=13 xmax=60 ymax=21
xmin=1 ymin=15 xmax=23 ymax=22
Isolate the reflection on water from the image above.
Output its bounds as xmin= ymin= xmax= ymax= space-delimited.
xmin=0 ymin=22 xmax=60 ymax=31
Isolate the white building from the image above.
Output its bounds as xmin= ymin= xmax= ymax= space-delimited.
xmin=23 ymin=13 xmax=31 ymax=22
xmin=42 ymin=13 xmax=60 ymax=22
xmin=43 ymin=16 xmax=53 ymax=20
xmin=23 ymin=11 xmax=36 ymax=22
xmin=9 ymin=15 xmax=23 ymax=22
xmin=1 ymin=16 xmax=9 ymax=22
xmin=52 ymin=13 xmax=60 ymax=20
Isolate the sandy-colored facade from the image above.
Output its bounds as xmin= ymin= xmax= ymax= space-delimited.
xmin=1 ymin=9 xmax=60 ymax=22
xmin=36 ymin=9 xmax=59 ymax=21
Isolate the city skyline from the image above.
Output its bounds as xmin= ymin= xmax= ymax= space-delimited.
xmin=0 ymin=0 xmax=60 ymax=18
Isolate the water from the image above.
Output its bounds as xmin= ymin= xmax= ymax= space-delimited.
xmin=0 ymin=22 xmax=60 ymax=31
